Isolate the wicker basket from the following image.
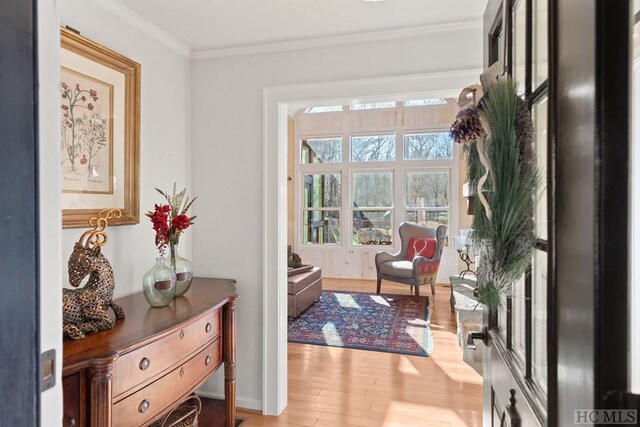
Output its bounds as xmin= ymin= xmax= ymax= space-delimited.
xmin=150 ymin=395 xmax=202 ymax=427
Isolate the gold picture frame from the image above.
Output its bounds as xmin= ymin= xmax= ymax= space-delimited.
xmin=60 ymin=27 xmax=140 ymax=228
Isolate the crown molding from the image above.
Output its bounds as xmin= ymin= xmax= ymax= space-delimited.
xmin=88 ymin=0 xmax=191 ymax=59
xmin=192 ymin=19 xmax=483 ymax=60
xmin=82 ymin=2 xmax=481 ymax=62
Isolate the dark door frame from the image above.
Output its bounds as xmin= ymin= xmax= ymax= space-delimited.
xmin=551 ymin=0 xmax=632 ymax=424
xmin=481 ymin=0 xmax=634 ymax=425
xmin=0 ymin=0 xmax=40 ymax=424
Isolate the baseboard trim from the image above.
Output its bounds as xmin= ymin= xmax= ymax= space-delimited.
xmin=195 ymin=390 xmax=263 ymax=413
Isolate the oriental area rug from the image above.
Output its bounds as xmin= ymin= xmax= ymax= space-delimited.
xmin=288 ymin=291 xmax=433 ymax=356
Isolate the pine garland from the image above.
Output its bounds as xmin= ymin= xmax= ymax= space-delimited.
xmin=467 ymin=79 xmax=538 ymax=310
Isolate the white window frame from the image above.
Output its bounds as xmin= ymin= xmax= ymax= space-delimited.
xmin=300 ymin=136 xmax=343 ymax=164
xmin=294 ymin=103 xmax=460 ymax=253
xmin=300 ymin=171 xmax=343 ymax=246
xmin=349 ymin=133 xmax=397 ymax=163
xmin=350 ymin=168 xmax=395 ymax=247
xmin=403 ymin=166 xmax=452 ymax=231
xmin=403 ymin=130 xmax=455 ymax=161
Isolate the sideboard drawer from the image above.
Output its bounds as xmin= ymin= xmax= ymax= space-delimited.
xmin=112 ymin=308 xmax=221 ymax=398
xmin=62 ymin=373 xmax=83 ymax=427
xmin=112 ymin=338 xmax=222 ymax=427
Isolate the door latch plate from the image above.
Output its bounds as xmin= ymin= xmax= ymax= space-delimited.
xmin=41 ymin=349 xmax=56 ymax=392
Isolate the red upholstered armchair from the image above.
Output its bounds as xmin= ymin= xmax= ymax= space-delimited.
xmin=375 ymin=222 xmax=447 ymax=296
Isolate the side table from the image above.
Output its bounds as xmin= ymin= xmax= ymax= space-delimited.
xmin=62 ymin=278 xmax=238 ymax=427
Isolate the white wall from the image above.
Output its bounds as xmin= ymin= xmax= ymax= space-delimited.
xmin=39 ymin=1 xmax=191 ymax=424
xmin=39 ymin=0 xmax=63 ymax=424
xmin=191 ymin=29 xmax=483 ymax=409
xmin=58 ymin=0 xmax=192 ymax=299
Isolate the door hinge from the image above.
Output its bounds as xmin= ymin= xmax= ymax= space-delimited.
xmin=40 ymin=349 xmax=56 ymax=392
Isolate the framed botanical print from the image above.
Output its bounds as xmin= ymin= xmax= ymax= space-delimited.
xmin=60 ymin=27 xmax=140 ymax=228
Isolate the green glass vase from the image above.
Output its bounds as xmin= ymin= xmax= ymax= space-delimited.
xmin=142 ymin=257 xmax=176 ymax=307
xmin=170 ymin=244 xmax=193 ymax=297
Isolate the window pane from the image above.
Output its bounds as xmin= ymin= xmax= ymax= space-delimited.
xmin=404 ymin=132 xmax=453 ymax=160
xmin=405 ymin=209 xmax=448 ymax=228
xmin=405 ymin=171 xmax=450 ymax=208
xmin=513 ymin=274 xmax=526 ymax=361
xmin=303 ymin=174 xmax=341 ymax=208
xmin=351 ymin=102 xmax=395 ymax=110
xmin=533 ymin=97 xmax=548 ymax=240
xmin=301 ymin=138 xmax=342 ymax=164
xmin=352 ymin=172 xmax=393 ymax=207
xmin=353 ymin=210 xmax=393 ymax=245
xmin=350 ymin=135 xmax=396 ymax=162
xmin=404 ymin=98 xmax=446 ymax=107
xmin=302 ymin=210 xmax=340 ymax=244
xmin=533 ymin=249 xmax=548 ymax=391
xmin=532 ymin=0 xmax=548 ymax=88
xmin=306 ymin=106 xmax=342 ymax=113
xmin=513 ymin=0 xmax=526 ymax=94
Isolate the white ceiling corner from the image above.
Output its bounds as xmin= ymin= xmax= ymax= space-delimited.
xmin=88 ymin=0 xmax=192 ymax=58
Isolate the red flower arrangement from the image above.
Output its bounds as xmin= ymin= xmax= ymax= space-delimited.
xmin=146 ymin=184 xmax=197 ymax=256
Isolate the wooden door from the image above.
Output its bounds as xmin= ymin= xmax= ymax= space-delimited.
xmin=479 ymin=1 xmax=551 ymax=424
xmin=0 ymin=0 xmax=41 ymax=425
xmin=475 ymin=1 xmax=635 ymax=426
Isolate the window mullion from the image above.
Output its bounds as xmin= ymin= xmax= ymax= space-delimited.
xmin=342 ymin=130 xmax=349 ymax=250
xmin=298 ymin=103 xmax=456 ymax=251
xmin=395 ymin=125 xmax=403 ymax=244
xmin=344 ymin=169 xmax=350 ymax=249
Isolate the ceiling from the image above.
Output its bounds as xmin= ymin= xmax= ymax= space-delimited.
xmin=117 ymin=0 xmax=487 ymax=52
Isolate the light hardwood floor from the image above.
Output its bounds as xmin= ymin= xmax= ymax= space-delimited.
xmin=236 ymin=279 xmax=483 ymax=426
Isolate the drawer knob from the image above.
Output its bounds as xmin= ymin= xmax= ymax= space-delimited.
xmin=205 ymin=322 xmax=212 ymax=333
xmin=139 ymin=399 xmax=150 ymax=413
xmin=139 ymin=357 xmax=150 ymax=371
xmin=179 ymin=330 xmax=185 ymax=340
xmin=180 ymin=367 xmax=185 ymax=377
xmin=68 ymin=418 xmax=76 ymax=427
xmin=205 ymin=355 xmax=212 ymax=366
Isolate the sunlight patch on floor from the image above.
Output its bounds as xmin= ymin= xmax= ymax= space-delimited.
xmin=379 ymin=401 xmax=474 ymax=427
xmin=429 ymin=323 xmax=447 ymax=330
xmin=369 ymin=294 xmax=391 ymax=307
xmin=406 ymin=320 xmax=434 ymax=355
xmin=333 ymin=293 xmax=362 ymax=309
xmin=321 ymin=321 xmax=344 ymax=346
xmin=430 ymin=357 xmax=483 ymax=385
xmin=395 ymin=355 xmax=421 ymax=375
xmin=407 ymin=317 xmax=429 ymax=327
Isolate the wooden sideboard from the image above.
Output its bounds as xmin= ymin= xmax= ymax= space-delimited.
xmin=62 ymin=277 xmax=238 ymax=427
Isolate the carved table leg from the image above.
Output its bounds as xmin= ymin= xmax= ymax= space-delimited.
xmin=223 ymin=295 xmax=238 ymax=427
xmin=89 ymin=359 xmax=114 ymax=427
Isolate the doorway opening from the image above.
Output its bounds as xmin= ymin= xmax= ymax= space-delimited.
xmin=263 ymin=69 xmax=484 ymax=422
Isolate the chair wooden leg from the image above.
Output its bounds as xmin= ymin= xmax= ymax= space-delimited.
xmin=431 ymin=281 xmax=436 ymax=296
xmin=376 ymin=278 xmax=382 ymax=294
xmin=415 ymin=286 xmax=420 ymax=296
